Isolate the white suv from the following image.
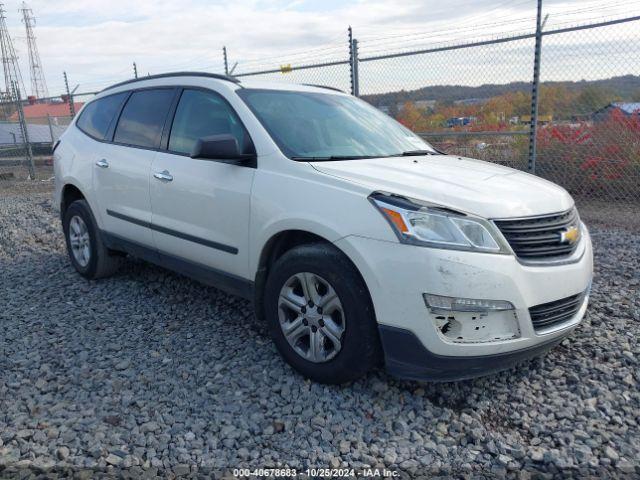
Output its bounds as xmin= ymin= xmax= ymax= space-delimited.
xmin=54 ymin=72 xmax=593 ymax=384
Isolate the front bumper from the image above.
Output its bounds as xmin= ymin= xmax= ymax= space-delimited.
xmin=379 ymin=324 xmax=570 ymax=381
xmin=334 ymin=227 xmax=593 ymax=381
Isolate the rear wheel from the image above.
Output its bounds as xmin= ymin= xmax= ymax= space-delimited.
xmin=264 ymin=243 xmax=381 ymax=384
xmin=63 ymin=200 xmax=121 ymax=279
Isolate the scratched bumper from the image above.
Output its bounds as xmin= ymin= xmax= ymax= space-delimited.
xmin=378 ymin=324 xmax=571 ymax=381
xmin=334 ymin=230 xmax=593 ymax=360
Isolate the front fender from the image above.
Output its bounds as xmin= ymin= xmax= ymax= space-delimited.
xmin=249 ymin=216 xmax=346 ymax=276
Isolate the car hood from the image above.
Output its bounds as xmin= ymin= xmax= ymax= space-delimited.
xmin=310 ymin=155 xmax=574 ymax=219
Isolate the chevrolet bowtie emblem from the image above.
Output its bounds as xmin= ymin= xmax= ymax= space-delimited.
xmin=560 ymin=225 xmax=580 ymax=244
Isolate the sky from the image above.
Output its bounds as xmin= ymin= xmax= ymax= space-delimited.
xmin=2 ymin=0 xmax=639 ymax=97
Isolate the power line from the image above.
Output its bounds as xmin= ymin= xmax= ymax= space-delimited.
xmin=356 ymin=4 xmax=640 ymax=57
xmin=358 ymin=0 xmax=640 ymax=50
xmin=357 ymin=0 xmax=533 ymax=41
xmin=0 ymin=2 xmax=26 ymax=100
xmin=232 ymin=34 xmax=346 ymax=67
xmin=20 ymin=1 xmax=48 ymax=98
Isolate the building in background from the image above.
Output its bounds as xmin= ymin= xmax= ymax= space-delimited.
xmin=591 ymin=102 xmax=640 ymax=122
xmin=8 ymin=100 xmax=83 ymax=124
xmin=0 ymin=122 xmax=65 ymax=145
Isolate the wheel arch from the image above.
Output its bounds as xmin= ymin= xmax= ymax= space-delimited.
xmin=60 ymin=183 xmax=86 ymax=218
xmin=59 ymin=181 xmax=104 ymax=228
xmin=253 ymin=229 xmax=376 ymax=328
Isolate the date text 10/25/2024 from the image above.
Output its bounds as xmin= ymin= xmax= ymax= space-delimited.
xmin=233 ymin=468 xmax=400 ymax=478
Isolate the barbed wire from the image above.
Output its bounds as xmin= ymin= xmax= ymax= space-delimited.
xmin=357 ymin=2 xmax=640 ymax=53
xmin=42 ymin=12 xmax=640 ymax=98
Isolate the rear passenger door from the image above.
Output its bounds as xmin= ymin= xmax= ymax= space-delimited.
xmin=93 ymin=88 xmax=176 ymax=246
xmin=150 ymin=88 xmax=256 ymax=279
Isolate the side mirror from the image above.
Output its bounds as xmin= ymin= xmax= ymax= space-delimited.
xmin=190 ymin=134 xmax=254 ymax=165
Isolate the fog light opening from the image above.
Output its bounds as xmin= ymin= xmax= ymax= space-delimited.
xmin=427 ymin=294 xmax=520 ymax=344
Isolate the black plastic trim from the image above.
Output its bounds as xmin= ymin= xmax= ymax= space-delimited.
xmin=100 ymin=72 xmax=240 ymax=93
xmin=378 ymin=324 xmax=569 ymax=382
xmin=105 ymin=209 xmax=149 ymax=228
xmin=493 ymin=208 xmax=580 ymax=261
xmin=105 ymin=91 xmax=133 ymax=142
xmin=106 ymin=209 xmax=238 ymax=254
xmin=529 ymin=292 xmax=584 ymax=331
xmin=368 ymin=191 xmax=421 ymax=211
xmin=160 ymin=88 xmax=183 ymax=150
xmin=101 ymin=231 xmax=253 ymax=300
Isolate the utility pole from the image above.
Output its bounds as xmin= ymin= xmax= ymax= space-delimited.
xmin=20 ymin=2 xmax=48 ymax=98
xmin=0 ymin=3 xmax=27 ymax=100
xmin=133 ymin=62 xmax=138 ymax=79
xmin=348 ymin=27 xmax=359 ymax=97
xmin=352 ymin=39 xmax=360 ymax=97
xmin=348 ymin=27 xmax=354 ymax=95
xmin=223 ymin=46 xmax=229 ymax=75
xmin=528 ymin=0 xmax=543 ymax=174
xmin=63 ymin=71 xmax=75 ymax=117
xmin=47 ymin=113 xmax=54 ymax=146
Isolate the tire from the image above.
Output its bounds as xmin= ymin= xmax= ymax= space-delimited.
xmin=63 ymin=199 xmax=121 ymax=279
xmin=264 ymin=243 xmax=381 ymax=384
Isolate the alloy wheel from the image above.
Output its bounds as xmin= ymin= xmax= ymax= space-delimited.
xmin=278 ymin=272 xmax=346 ymax=363
xmin=69 ymin=215 xmax=91 ymax=267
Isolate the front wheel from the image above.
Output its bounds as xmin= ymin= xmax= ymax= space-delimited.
xmin=264 ymin=243 xmax=381 ymax=384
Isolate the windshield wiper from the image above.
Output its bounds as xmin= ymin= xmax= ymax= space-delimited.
xmin=292 ymin=155 xmax=379 ymax=161
xmin=292 ymin=151 xmax=440 ymax=161
xmin=396 ymin=150 xmax=438 ymax=156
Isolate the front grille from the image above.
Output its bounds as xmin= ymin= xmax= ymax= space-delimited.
xmin=494 ymin=208 xmax=580 ymax=261
xmin=529 ymin=293 xmax=583 ymax=332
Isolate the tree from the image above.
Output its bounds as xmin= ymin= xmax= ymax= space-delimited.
xmin=397 ymin=102 xmax=427 ymax=131
xmin=575 ymin=86 xmax=620 ymax=115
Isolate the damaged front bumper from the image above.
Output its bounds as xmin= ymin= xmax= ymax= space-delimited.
xmin=334 ymin=229 xmax=593 ymax=381
xmin=378 ymin=324 xmax=571 ymax=381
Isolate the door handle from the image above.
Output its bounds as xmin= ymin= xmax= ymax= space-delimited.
xmin=153 ymin=170 xmax=173 ymax=182
xmin=95 ymin=159 xmax=109 ymax=168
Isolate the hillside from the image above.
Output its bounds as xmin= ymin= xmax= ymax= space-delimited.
xmin=362 ymin=74 xmax=640 ymax=107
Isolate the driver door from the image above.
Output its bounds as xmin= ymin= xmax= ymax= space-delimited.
xmin=149 ymin=88 xmax=256 ymax=279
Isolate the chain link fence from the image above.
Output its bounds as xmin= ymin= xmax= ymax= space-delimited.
xmin=231 ymin=15 xmax=640 ymax=225
xmin=235 ymin=62 xmax=351 ymax=93
xmin=357 ymin=33 xmax=536 ymax=172
xmin=0 ymin=90 xmax=36 ymax=181
xmin=2 ymin=14 xmax=638 ymax=225
xmin=535 ymin=19 xmax=640 ymax=208
xmin=0 ymin=89 xmax=82 ymax=180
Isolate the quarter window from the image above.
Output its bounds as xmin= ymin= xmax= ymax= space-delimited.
xmin=169 ymin=89 xmax=252 ymax=155
xmin=114 ymin=89 xmax=175 ymax=148
xmin=76 ymin=92 xmax=127 ymax=140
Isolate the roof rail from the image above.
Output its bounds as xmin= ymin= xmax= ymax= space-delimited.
xmin=100 ymin=71 xmax=241 ymax=93
xmin=302 ymin=84 xmax=345 ymax=93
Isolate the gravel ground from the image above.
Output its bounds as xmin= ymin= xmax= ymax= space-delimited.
xmin=0 ymin=178 xmax=638 ymax=479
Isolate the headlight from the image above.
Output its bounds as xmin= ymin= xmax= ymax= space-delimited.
xmin=369 ymin=192 xmax=509 ymax=253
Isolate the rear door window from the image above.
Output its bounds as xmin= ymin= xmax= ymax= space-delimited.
xmin=76 ymin=92 xmax=128 ymax=140
xmin=168 ymin=89 xmax=252 ymax=155
xmin=114 ymin=89 xmax=175 ymax=149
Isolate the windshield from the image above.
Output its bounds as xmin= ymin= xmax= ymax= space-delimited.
xmin=237 ymin=88 xmax=437 ymax=160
